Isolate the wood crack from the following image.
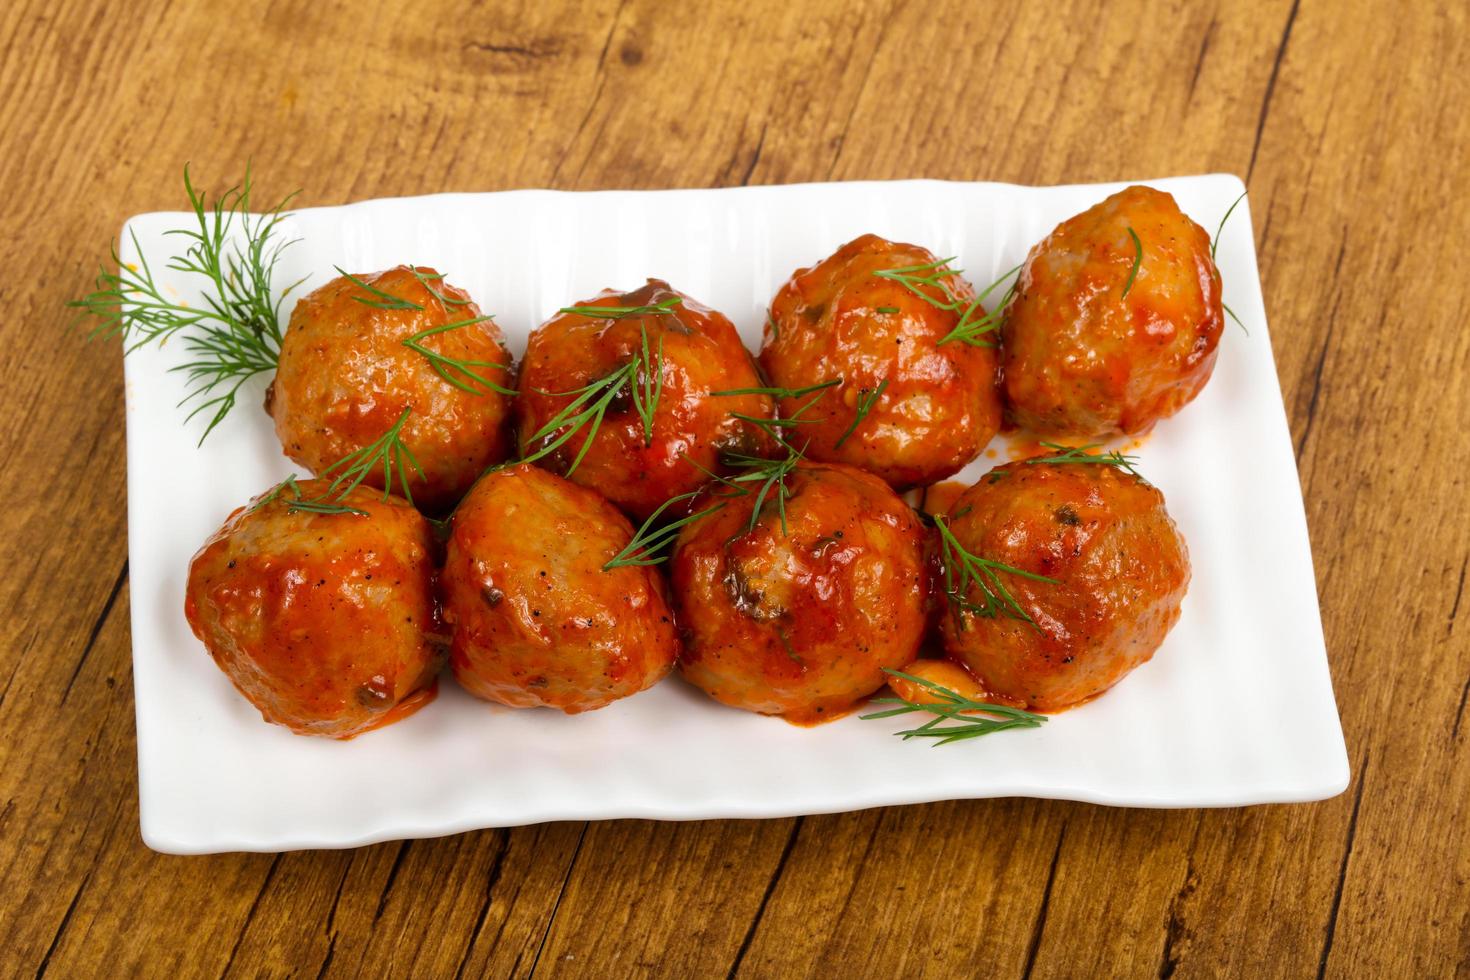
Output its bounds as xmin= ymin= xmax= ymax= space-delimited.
xmin=1317 ymin=748 xmax=1369 ymax=978
xmin=1258 ymin=195 xmax=1277 ymax=258
xmin=60 ymin=559 xmax=128 ymax=706
xmin=725 ymin=815 xmax=804 ymax=978
xmin=740 ymin=123 xmax=769 ymax=188
xmin=452 ymin=831 xmax=511 ymax=980
xmin=31 ymin=787 xmax=132 ymax=978
xmin=1448 ymin=555 xmax=1466 ymax=634
xmin=462 ymin=39 xmax=563 ymax=60
xmin=1247 ymin=0 xmax=1302 ymax=181
xmin=1452 ymin=672 xmax=1470 ymax=741
xmin=828 ymin=811 xmax=887 ymax=929
xmin=0 ymin=652 xmax=21 ymax=712
xmin=1331 ymin=228 xmax=1349 ymax=281
xmin=33 ymin=871 xmax=91 ymax=979
xmin=526 ymin=822 xmax=589 ymax=977
xmin=1295 ymin=292 xmax=1339 ymax=463
xmin=549 ymin=0 xmax=628 ymax=187
xmin=218 ymin=854 xmax=282 ymax=979
xmin=1022 ymin=823 xmax=1066 ymax=979
xmin=1158 ymin=818 xmax=1205 ymax=979
xmin=313 ymin=858 xmax=354 ymax=980
xmin=373 ymin=840 xmax=411 ymax=924
xmin=1187 ymin=19 xmax=1217 ymax=101
xmin=826 ymin=15 xmax=891 ymax=180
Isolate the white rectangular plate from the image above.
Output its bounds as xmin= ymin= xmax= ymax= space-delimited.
xmin=122 ymin=175 xmax=1348 ymax=854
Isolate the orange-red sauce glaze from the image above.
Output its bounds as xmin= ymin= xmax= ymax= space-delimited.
xmin=270 ymin=266 xmax=516 ymax=512
xmin=184 ymin=480 xmax=445 ymax=738
xmin=1002 ymin=186 xmax=1224 ymax=438
xmin=671 ymin=462 xmax=930 ymax=724
xmin=937 ymin=459 xmax=1189 ymax=711
xmin=761 ymin=234 xmax=1002 ymax=489
xmin=515 ymin=279 xmax=775 ymax=521
xmin=441 ymin=464 xmax=679 ymax=713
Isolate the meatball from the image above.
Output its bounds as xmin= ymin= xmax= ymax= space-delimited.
xmin=761 ymin=234 xmax=1003 ymax=489
xmin=515 ymin=279 xmax=774 ymax=521
xmin=441 ymin=464 xmax=679 ymax=713
xmin=184 ymin=479 xmax=445 ymax=738
xmin=1001 ymin=186 xmax=1224 ymax=437
xmin=936 ymin=459 xmax=1189 ymax=711
xmin=271 ymin=265 xmax=516 ymax=512
xmin=670 ymin=461 xmax=929 ymax=723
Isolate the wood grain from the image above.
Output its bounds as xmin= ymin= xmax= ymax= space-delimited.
xmin=2 ymin=0 xmax=1466 ymax=976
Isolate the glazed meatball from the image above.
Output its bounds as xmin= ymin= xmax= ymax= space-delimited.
xmin=441 ymin=464 xmax=679 ymax=713
xmin=1001 ymin=186 xmax=1224 ymax=437
xmin=761 ymin=234 xmax=1003 ymax=489
xmin=271 ymin=266 xmax=516 ymax=512
xmin=937 ymin=459 xmax=1189 ymax=711
xmin=515 ymin=279 xmax=775 ymax=521
xmin=670 ymin=461 xmax=929 ymax=723
xmin=184 ymin=480 xmax=445 ymax=738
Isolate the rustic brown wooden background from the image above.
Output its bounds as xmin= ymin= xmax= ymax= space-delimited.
xmin=2 ymin=0 xmax=1466 ymax=976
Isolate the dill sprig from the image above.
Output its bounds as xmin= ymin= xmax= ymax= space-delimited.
xmin=337 ymin=267 xmax=423 ymax=310
xmin=410 ymin=268 xmax=472 ymax=308
xmin=834 ymin=379 xmax=888 ymax=448
xmin=402 ymin=317 xmax=516 ymax=396
xmin=634 ymin=325 xmax=664 ymax=442
xmin=860 ymin=668 xmax=1047 ymax=745
xmin=1211 ymin=191 xmax=1251 ymax=335
xmin=311 ymin=406 xmax=424 ymax=509
xmin=729 ymin=446 xmax=803 ymax=537
xmin=1212 ymin=191 xmax=1246 ymax=263
xmin=726 ymin=377 xmax=837 ymax=450
xmin=874 ymin=256 xmax=964 ymax=306
xmin=710 ymin=378 xmax=841 ymax=400
xmin=559 ymin=297 xmax=683 ymax=319
xmin=518 ymin=325 xmax=665 ymax=474
xmin=337 ymin=267 xmax=517 ymax=396
xmin=69 ymin=164 xmax=303 ymax=443
xmin=937 ymin=264 xmax=1022 ymax=347
xmin=1024 ymin=442 xmax=1147 ymax=482
xmin=940 ymin=264 xmax=1023 ymax=348
xmin=1221 ymin=302 xmax=1247 ymax=334
xmin=874 ymin=257 xmax=1019 ymax=348
xmin=933 ymin=513 xmax=1057 ymax=628
xmin=679 ymin=430 xmax=809 ymax=539
xmin=248 ymin=409 xmax=423 ymax=515
xmin=249 ymin=475 xmax=368 ymax=517
xmin=603 ymin=490 xmax=726 ymax=570
xmin=1121 ymin=226 xmax=1143 ymax=298
xmin=601 ymin=444 xmax=805 ymax=572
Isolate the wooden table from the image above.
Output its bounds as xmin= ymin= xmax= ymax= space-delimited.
xmin=3 ymin=0 xmax=1466 ymax=975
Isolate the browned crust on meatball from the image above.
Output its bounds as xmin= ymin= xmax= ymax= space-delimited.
xmin=670 ymin=461 xmax=930 ymax=723
xmin=441 ymin=464 xmax=680 ymax=713
xmin=271 ymin=266 xmax=516 ymax=512
xmin=937 ymin=460 xmax=1190 ymax=711
xmin=761 ymin=234 xmax=1003 ymax=489
xmin=184 ymin=480 xmax=445 ymax=738
xmin=1001 ymin=186 xmax=1224 ymax=437
xmin=514 ymin=279 xmax=775 ymax=521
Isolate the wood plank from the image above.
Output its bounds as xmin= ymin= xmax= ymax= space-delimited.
xmin=0 ymin=0 xmax=1467 ymax=975
xmin=529 ymin=819 xmax=797 ymax=976
xmin=734 ymin=802 xmax=1065 ymax=977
